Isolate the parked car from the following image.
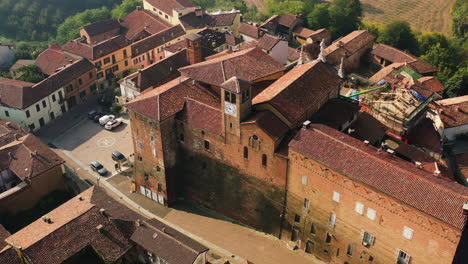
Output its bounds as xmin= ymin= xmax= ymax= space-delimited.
xmin=99 ymin=115 xmax=115 ymax=125
xmin=88 ymin=111 xmax=98 ymax=120
xmin=93 ymin=112 xmax=104 ymax=122
xmin=104 ymin=118 xmax=122 ymax=130
xmin=90 ymin=161 xmax=108 ymax=176
xmin=112 ymin=151 xmax=128 ymax=165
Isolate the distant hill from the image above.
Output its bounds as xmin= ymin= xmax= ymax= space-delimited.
xmin=0 ymin=0 xmax=122 ymax=41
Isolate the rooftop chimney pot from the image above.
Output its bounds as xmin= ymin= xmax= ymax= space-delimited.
xmin=302 ymin=120 xmax=311 ymax=129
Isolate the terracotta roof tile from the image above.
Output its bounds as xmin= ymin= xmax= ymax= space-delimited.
xmin=180 ymin=11 xmax=239 ymax=31
xmin=131 ymin=25 xmax=184 ymax=57
xmin=278 ymin=13 xmax=300 ymax=27
xmin=63 ymin=35 xmax=128 ymax=60
xmin=145 ymin=0 xmax=195 ymax=16
xmin=289 ymin=124 xmax=468 ymax=229
xmin=435 ymin=95 xmax=468 ymax=128
xmin=239 ymin=23 xmax=263 ymax=39
xmin=253 ymin=61 xmax=341 ymax=127
xmin=121 ymin=9 xmax=172 ymax=41
xmin=82 ymin=19 xmax=120 ymax=37
xmin=369 ymin=62 xmax=406 ymax=83
xmin=35 ymin=46 xmax=75 ymax=76
xmin=256 ymin=34 xmax=281 ymax=51
xmin=0 ymin=246 xmax=21 ymax=264
xmin=177 ymin=99 xmax=222 ymax=135
xmin=0 ymin=225 xmax=10 ymax=249
xmin=287 ymin=47 xmax=300 ymax=61
xmin=324 ymin=30 xmax=375 ymax=58
xmin=164 ymin=39 xmax=187 ymax=54
xmin=372 ymin=44 xmax=438 ymax=74
xmin=221 ymin=76 xmax=251 ymax=93
xmin=418 ymin=76 xmax=445 ymax=94
xmin=179 ymin=48 xmax=284 ymax=86
xmin=242 ymin=111 xmax=289 ymax=142
xmin=0 ymin=78 xmax=35 ymax=109
xmin=0 ymin=119 xmax=27 ymax=148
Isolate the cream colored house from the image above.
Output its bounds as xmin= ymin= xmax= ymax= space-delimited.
xmin=143 ymin=0 xmax=196 ymax=25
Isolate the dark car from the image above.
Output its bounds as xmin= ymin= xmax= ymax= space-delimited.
xmin=93 ymin=113 xmax=104 ymax=122
xmin=111 ymin=151 xmax=128 ymax=165
xmin=88 ymin=111 xmax=98 ymax=120
xmin=90 ymin=161 xmax=108 ymax=176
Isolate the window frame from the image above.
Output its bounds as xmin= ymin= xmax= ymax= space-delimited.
xmin=366 ymin=208 xmax=377 ymax=221
xmin=355 ymin=202 xmax=364 ymax=215
xmin=402 ymin=226 xmax=414 ymax=240
xmin=332 ymin=191 xmax=340 ymax=203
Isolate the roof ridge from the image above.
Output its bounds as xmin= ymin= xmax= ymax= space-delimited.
xmin=184 ymin=97 xmax=220 ymax=112
xmin=312 ymin=126 xmax=468 ymax=198
xmin=145 ymin=223 xmax=200 ymax=255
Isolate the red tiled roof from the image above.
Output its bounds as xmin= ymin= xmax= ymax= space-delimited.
xmin=0 ymin=246 xmax=21 ymax=264
xmin=179 ymin=11 xmax=239 ymax=31
xmin=179 ymin=48 xmax=284 ymax=86
xmin=146 ymin=0 xmax=195 ymax=16
xmin=177 ymin=99 xmax=222 ymax=135
xmin=435 ymin=95 xmax=468 ymax=128
xmin=278 ymin=13 xmax=299 ymax=27
xmin=125 ymin=77 xmax=220 ymax=121
xmin=407 ymin=118 xmax=442 ymax=154
xmin=372 ymin=44 xmax=438 ymax=74
xmin=293 ymin=26 xmax=316 ymax=38
xmin=121 ymin=9 xmax=171 ymax=41
xmin=0 ymin=134 xmax=64 ymax=181
xmin=63 ymin=35 xmax=128 ymax=60
xmin=0 ymin=119 xmax=27 ymax=146
xmin=164 ymin=39 xmax=187 ymax=54
xmin=256 ymin=34 xmax=281 ymax=51
xmin=35 ymin=46 xmax=75 ymax=76
xmin=204 ymin=49 xmax=233 ymax=60
xmin=242 ymin=111 xmax=289 ymax=142
xmin=287 ymin=47 xmax=300 ymax=62
xmin=369 ymin=62 xmax=406 ymax=83
xmin=239 ymin=23 xmax=263 ymax=39
xmin=0 ymin=224 xmax=10 ymax=249
xmin=455 ymin=153 xmax=468 ymax=180
xmin=131 ymin=25 xmax=184 ymax=57
xmin=418 ymin=76 xmax=445 ymax=94
xmin=253 ymin=61 xmax=341 ymax=127
xmin=324 ymin=30 xmax=375 ymax=58
xmin=82 ymin=19 xmax=120 ymax=37
xmin=221 ymin=76 xmax=251 ymax=93
xmin=0 ymin=78 xmax=35 ymax=109
xmin=289 ymin=124 xmax=468 ymax=230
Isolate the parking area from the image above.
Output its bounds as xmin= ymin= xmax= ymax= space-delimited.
xmin=52 ymin=115 xmax=134 ymax=175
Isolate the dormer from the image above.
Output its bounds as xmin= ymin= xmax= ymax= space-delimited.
xmin=220 ymin=77 xmax=252 ymax=136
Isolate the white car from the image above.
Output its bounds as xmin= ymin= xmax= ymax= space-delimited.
xmin=105 ymin=118 xmax=122 ymax=130
xmin=99 ymin=115 xmax=115 ymax=125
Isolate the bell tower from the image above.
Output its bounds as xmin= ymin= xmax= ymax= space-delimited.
xmin=220 ymin=77 xmax=252 ymax=136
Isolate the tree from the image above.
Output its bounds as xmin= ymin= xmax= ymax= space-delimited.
xmin=378 ymin=20 xmax=419 ymax=55
xmin=417 ymin=32 xmax=449 ymax=55
xmin=111 ymin=0 xmax=142 ymax=19
xmin=16 ymin=65 xmax=45 ymax=83
xmin=307 ymin=3 xmax=330 ymax=29
xmin=451 ymin=0 xmax=467 ymax=38
xmin=329 ymin=0 xmax=362 ymax=37
xmin=445 ymin=65 xmax=468 ymax=97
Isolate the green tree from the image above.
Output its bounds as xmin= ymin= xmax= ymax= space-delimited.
xmin=265 ymin=0 xmax=304 ymax=15
xmin=328 ymin=0 xmax=362 ymax=37
xmin=378 ymin=20 xmax=419 ymax=55
xmin=417 ymin=32 xmax=449 ymax=55
xmin=16 ymin=65 xmax=45 ymax=83
xmin=111 ymin=0 xmax=142 ymax=19
xmin=451 ymin=0 xmax=467 ymax=38
xmin=56 ymin=7 xmax=111 ymax=45
xmin=307 ymin=3 xmax=330 ymax=29
xmin=445 ymin=65 xmax=468 ymax=97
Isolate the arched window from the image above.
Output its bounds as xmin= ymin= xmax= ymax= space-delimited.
xmin=243 ymin=147 xmax=248 ymax=159
xmin=262 ymin=154 xmax=267 ymax=167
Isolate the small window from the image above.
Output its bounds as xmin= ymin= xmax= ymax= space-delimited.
xmin=328 ymin=212 xmax=336 ymax=227
xmin=355 ymin=202 xmax=364 ymax=215
xmin=367 ymin=208 xmax=377 ymax=221
xmin=204 ymin=140 xmax=210 ymax=150
xmin=243 ymin=147 xmax=248 ymax=159
xmin=179 ymin=133 xmax=185 ymax=142
xmin=97 ymin=72 xmax=104 ymax=79
xmin=78 ymin=78 xmax=82 ymax=85
xmin=336 ymin=248 xmax=340 ymax=257
xmin=362 ymin=231 xmax=375 ymax=247
xmin=158 ymin=183 xmax=163 ymax=192
xmin=95 ymin=61 xmax=102 ymax=68
xmin=402 ymin=226 xmax=414 ymax=240
xmin=325 ymin=233 xmax=332 ymax=243
xmin=112 ymin=65 xmax=119 ymax=72
xmin=231 ymin=93 xmax=236 ymax=103
xmin=89 ymin=72 xmax=93 ymax=79
xmin=347 ymin=245 xmax=353 ymax=256
xmin=123 ymin=49 xmax=127 ymax=58
xmin=124 ymin=60 xmax=128 ymax=66
xmin=310 ymin=223 xmax=316 ymax=234
xmin=90 ymin=84 xmax=97 ymax=91
xmin=301 ymin=175 xmax=308 ymax=185
xmin=304 ymin=198 xmax=309 ymax=209
xmin=294 ymin=214 xmax=300 ymax=223
xmin=58 ymin=91 xmax=63 ymax=100
xmin=52 ymin=94 xmax=56 ymax=102
xmin=138 ymin=155 xmax=143 ymax=161
xmin=4 ymin=110 xmax=9 ymax=117
xmin=103 ymin=57 xmax=110 ymax=64
xmin=225 ymin=90 xmax=230 ymax=102
xmin=25 ymin=110 xmax=30 ymax=118
xmin=138 ymin=141 xmax=143 ymax=150
xmin=262 ymin=154 xmax=267 ymax=167
xmin=28 ymin=123 xmax=35 ymax=131
xmin=397 ymin=249 xmax=411 ymax=264
xmin=42 ymin=100 xmax=46 ymax=108
xmin=66 ymin=84 xmax=73 ymax=92
xmin=36 ymin=104 xmax=40 ymax=112
xmin=332 ymin=191 xmax=340 ymax=203
xmin=79 ymin=90 xmax=86 ymax=98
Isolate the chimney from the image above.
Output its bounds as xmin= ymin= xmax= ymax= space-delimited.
xmin=135 ymin=220 xmax=142 ymax=227
xmin=78 ymin=195 xmax=83 ymax=201
xmin=8 ymin=152 xmax=14 ymax=159
xmin=34 ymin=150 xmax=38 ymax=156
xmin=136 ymin=6 xmax=142 ymax=10
xmin=415 ymin=161 xmax=422 ymax=169
xmin=5 ymin=122 xmax=11 ymax=127
xmin=100 ymin=208 xmax=107 ymax=217
xmin=363 ymin=140 xmax=370 ymax=145
xmin=185 ymin=33 xmax=202 ymax=65
xmin=386 ymin=149 xmax=395 ymax=155
xmin=433 ymin=162 xmax=441 ymax=176
xmin=463 ymin=203 xmax=468 ymax=216
xmin=42 ymin=216 xmax=52 ymax=224
xmin=96 ymin=224 xmax=104 ymax=233
xmin=302 ymin=120 xmax=311 ymax=129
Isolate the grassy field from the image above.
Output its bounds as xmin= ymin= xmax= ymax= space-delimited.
xmin=245 ymin=0 xmax=454 ymax=34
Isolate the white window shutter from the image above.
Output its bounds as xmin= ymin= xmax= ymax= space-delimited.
xmin=355 ymin=202 xmax=364 ymax=215
xmin=332 ymin=191 xmax=340 ymax=202
xmin=367 ymin=208 xmax=376 ymax=221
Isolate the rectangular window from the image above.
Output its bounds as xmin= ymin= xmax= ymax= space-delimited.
xmin=79 ymin=90 xmax=86 ymax=98
xmin=66 ymin=84 xmax=73 ymax=92
xmin=95 ymin=61 xmax=102 ymax=68
xmin=367 ymin=208 xmax=377 ymax=221
xmin=243 ymin=147 xmax=248 ymax=159
xmin=123 ymin=49 xmax=127 ymax=58
xmin=325 ymin=233 xmax=332 ymax=243
xmin=301 ymin=175 xmax=308 ymax=185
xmin=294 ymin=214 xmax=300 ymax=223
xmin=90 ymin=84 xmax=97 ymax=91
xmin=112 ymin=65 xmax=119 ymax=72
xmin=78 ymin=78 xmax=82 ymax=85
xmin=332 ymin=191 xmax=340 ymax=203
xmin=36 ymin=104 xmax=40 ymax=112
xmin=355 ymin=202 xmax=364 ymax=215
xmin=28 ymin=123 xmax=35 ymax=131
xmin=89 ymin=72 xmax=93 ymax=79
xmin=362 ymin=231 xmax=375 ymax=247
xmin=4 ymin=110 xmax=9 ymax=117
xmin=42 ymin=100 xmax=46 ymax=108
xmin=103 ymin=57 xmax=110 ymax=64
xmin=231 ymin=93 xmax=236 ymax=103
xmin=52 ymin=94 xmax=56 ymax=102
xmin=58 ymin=91 xmax=63 ymax=100
xmin=262 ymin=154 xmax=267 ymax=167
xmin=304 ymin=198 xmax=309 ymax=209
xmin=138 ymin=141 xmax=143 ymax=150
xmin=347 ymin=245 xmax=353 ymax=256
xmin=97 ymin=72 xmax=104 ymax=79
xmin=397 ymin=249 xmax=411 ymax=264
xmin=112 ymin=54 xmax=116 ymax=63
xmin=204 ymin=140 xmax=210 ymax=150
xmin=179 ymin=133 xmax=185 ymax=142
xmin=310 ymin=223 xmax=316 ymax=234
xmin=26 ymin=110 xmax=30 ymax=118
xmin=402 ymin=226 xmax=414 ymax=240
xmin=328 ymin=212 xmax=336 ymax=227
xmin=225 ymin=90 xmax=230 ymax=102
xmin=124 ymin=60 xmax=128 ymax=66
